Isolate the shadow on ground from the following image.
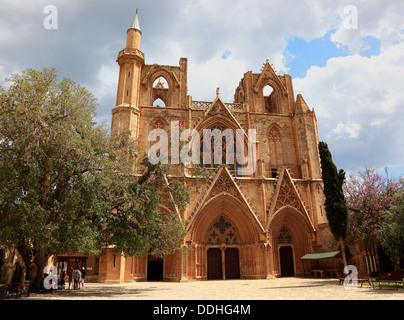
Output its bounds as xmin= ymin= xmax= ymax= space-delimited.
xmin=23 ymin=285 xmax=162 ymax=300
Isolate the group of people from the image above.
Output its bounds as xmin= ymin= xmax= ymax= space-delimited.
xmin=43 ymin=266 xmax=86 ymax=291
xmin=67 ymin=266 xmax=86 ymax=290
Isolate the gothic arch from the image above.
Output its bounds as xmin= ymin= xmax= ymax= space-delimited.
xmin=206 ymin=215 xmax=240 ymax=246
xmin=189 ymin=194 xmax=261 ymax=245
xmin=269 ymin=206 xmax=314 ymax=277
xmin=277 ymin=225 xmax=293 ymax=244
xmin=194 ymin=115 xmax=253 ymax=174
xmin=153 ymin=77 xmax=168 ymax=88
xmin=268 ymin=124 xmax=282 ymax=142
xmin=257 ymin=80 xmax=283 ymax=112
xmin=143 ymin=66 xmax=180 ymax=89
xmin=269 ymin=206 xmax=314 ymax=234
xmin=198 ymin=122 xmax=238 ymax=171
xmin=150 ymin=115 xmax=169 ymax=130
xmin=268 ymin=206 xmax=314 ymax=256
xmin=142 ymin=66 xmax=180 ymax=107
xmin=151 ymin=76 xmax=169 ymax=107
xmin=262 ymin=84 xmax=279 ymax=113
xmin=153 ymin=98 xmax=166 ymax=107
xmin=196 ymin=116 xmax=239 ymax=134
xmin=267 ymin=123 xmax=283 ymax=169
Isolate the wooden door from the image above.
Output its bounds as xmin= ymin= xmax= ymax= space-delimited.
xmin=207 ymin=248 xmax=222 ymax=280
xmin=280 ymin=246 xmax=294 ymax=277
xmin=225 ymin=248 xmax=240 ymax=279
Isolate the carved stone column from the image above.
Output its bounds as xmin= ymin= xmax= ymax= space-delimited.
xmin=179 ymin=244 xmax=188 ymax=282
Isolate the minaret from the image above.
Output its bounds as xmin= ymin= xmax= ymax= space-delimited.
xmin=111 ymin=10 xmax=144 ymax=139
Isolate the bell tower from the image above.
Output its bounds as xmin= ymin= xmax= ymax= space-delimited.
xmin=111 ymin=10 xmax=144 ymax=139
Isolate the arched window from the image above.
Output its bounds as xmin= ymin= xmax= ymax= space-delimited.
xmin=153 ymin=98 xmax=166 ymax=107
xmin=152 ymin=76 xmax=169 ymax=107
xmin=199 ymin=125 xmax=239 ymax=173
xmin=207 ymin=215 xmax=239 ymax=246
xmin=278 ymin=225 xmax=293 ymax=244
xmin=150 ymin=116 xmax=169 ymax=130
xmin=267 ymin=125 xmax=283 ymax=171
xmin=153 ymin=77 xmax=168 ymax=89
xmin=263 ymin=85 xmax=273 ymax=97
xmin=263 ymin=84 xmax=277 ymax=113
xmin=268 ymin=125 xmax=281 ymax=142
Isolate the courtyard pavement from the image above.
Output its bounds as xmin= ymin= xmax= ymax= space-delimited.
xmin=14 ymin=277 xmax=404 ymax=300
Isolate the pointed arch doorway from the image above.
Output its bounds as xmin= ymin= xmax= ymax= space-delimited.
xmin=147 ymin=251 xmax=164 ymax=281
xmin=206 ymin=215 xmax=241 ymax=280
xmin=206 ymin=247 xmax=241 ymax=280
xmin=278 ymin=225 xmax=295 ymax=277
xmin=190 ymin=189 xmax=263 ymax=281
xmin=279 ymin=246 xmax=294 ymax=277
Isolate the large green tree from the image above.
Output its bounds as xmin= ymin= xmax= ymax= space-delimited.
xmin=0 ymin=68 xmax=194 ymax=290
xmin=318 ymin=141 xmax=348 ymax=266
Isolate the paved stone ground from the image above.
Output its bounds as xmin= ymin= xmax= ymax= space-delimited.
xmin=15 ymin=277 xmax=404 ymax=300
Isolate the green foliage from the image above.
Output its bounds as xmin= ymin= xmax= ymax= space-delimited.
xmin=103 ymin=154 xmax=189 ymax=258
xmin=318 ymin=141 xmax=348 ymax=242
xmin=0 ymin=67 xmax=197 ymax=273
xmin=0 ymin=68 xmax=111 ymax=259
xmin=378 ymin=179 xmax=404 ymax=259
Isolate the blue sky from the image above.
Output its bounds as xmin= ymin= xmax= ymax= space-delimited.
xmin=284 ymin=31 xmax=381 ymax=79
xmin=282 ymin=28 xmax=403 ymax=178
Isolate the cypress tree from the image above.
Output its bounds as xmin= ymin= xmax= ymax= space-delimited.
xmin=318 ymin=141 xmax=348 ymax=266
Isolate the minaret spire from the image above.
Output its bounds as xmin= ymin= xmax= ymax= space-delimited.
xmin=126 ymin=10 xmax=142 ymax=50
xmin=129 ymin=9 xmax=141 ymax=34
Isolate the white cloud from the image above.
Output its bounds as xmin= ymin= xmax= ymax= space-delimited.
xmin=92 ymin=63 xmax=118 ymax=99
xmin=188 ymin=53 xmax=248 ymax=102
xmin=331 ymin=122 xmax=361 ymax=139
xmin=293 ymin=39 xmax=404 ymax=172
xmin=330 ymin=2 xmax=404 ymax=53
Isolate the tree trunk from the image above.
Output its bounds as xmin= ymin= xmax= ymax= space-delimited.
xmin=16 ymin=242 xmax=33 ymax=271
xmin=32 ymin=249 xmax=49 ymax=292
xmin=340 ymin=238 xmax=347 ymax=267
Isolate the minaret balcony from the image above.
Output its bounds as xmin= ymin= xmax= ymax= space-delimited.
xmin=117 ymin=48 xmax=144 ymax=63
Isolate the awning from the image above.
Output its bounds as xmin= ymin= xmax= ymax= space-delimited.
xmin=300 ymin=250 xmax=341 ymax=260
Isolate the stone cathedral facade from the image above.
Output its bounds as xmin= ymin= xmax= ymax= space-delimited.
xmin=97 ymin=13 xmax=329 ymax=283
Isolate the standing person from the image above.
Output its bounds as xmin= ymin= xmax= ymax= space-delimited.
xmin=68 ymin=267 xmax=74 ymax=289
xmin=72 ymin=267 xmax=81 ymax=290
xmin=81 ymin=267 xmax=86 ymax=289
xmin=60 ymin=269 xmax=66 ymax=289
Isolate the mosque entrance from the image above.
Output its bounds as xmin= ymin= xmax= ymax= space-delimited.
xmin=206 ymin=247 xmax=240 ymax=280
xmin=147 ymin=254 xmax=164 ymax=281
xmin=207 ymin=248 xmax=222 ymax=280
xmin=225 ymin=248 xmax=240 ymax=279
xmin=206 ymin=215 xmax=241 ymax=280
xmin=279 ymin=246 xmax=294 ymax=277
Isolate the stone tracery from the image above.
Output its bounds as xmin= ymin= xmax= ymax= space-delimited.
xmin=207 ymin=215 xmax=239 ymax=246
